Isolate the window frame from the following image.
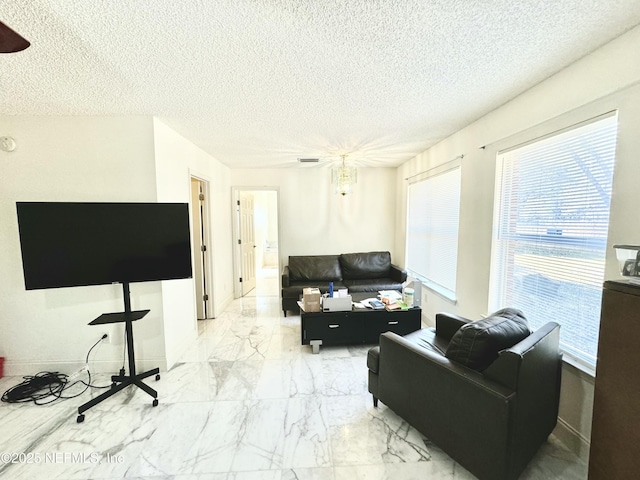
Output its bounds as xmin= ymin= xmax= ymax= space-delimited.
xmin=488 ymin=112 xmax=619 ymax=373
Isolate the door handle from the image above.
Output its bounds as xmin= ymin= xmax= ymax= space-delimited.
xmin=329 ymin=324 xmax=340 ymax=328
xmin=388 ymin=321 xmax=399 ymax=325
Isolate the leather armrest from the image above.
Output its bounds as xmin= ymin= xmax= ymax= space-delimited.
xmin=389 ymin=264 xmax=407 ymax=282
xmin=367 ymin=346 xmax=380 ymax=373
xmin=483 ymin=322 xmax=561 ymax=390
xmin=282 ymin=265 xmax=290 ymax=287
xmin=378 ymin=332 xmax=514 ymax=399
xmin=435 ymin=313 xmax=470 ymax=342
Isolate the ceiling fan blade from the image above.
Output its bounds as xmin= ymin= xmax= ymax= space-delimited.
xmin=0 ymin=21 xmax=30 ymax=53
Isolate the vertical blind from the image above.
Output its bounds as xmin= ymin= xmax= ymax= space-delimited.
xmin=406 ymin=166 xmax=461 ymax=300
xmin=489 ymin=113 xmax=618 ymax=368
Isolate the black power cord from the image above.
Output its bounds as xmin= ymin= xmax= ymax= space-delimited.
xmin=1 ymin=334 xmax=110 ymax=405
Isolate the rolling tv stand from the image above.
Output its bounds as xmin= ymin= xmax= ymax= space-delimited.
xmin=76 ymin=282 xmax=160 ymax=423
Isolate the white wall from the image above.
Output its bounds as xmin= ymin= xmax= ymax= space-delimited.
xmin=0 ymin=116 xmax=233 ymax=376
xmin=0 ymin=116 xmax=165 ymax=375
xmin=153 ymin=119 xmax=234 ymax=366
xmin=231 ymin=167 xmax=398 ymax=264
xmin=396 ymin=25 xmax=640 ymax=458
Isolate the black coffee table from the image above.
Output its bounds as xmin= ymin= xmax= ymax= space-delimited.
xmin=300 ymin=292 xmax=421 ymax=353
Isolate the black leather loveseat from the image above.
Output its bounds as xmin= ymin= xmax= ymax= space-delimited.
xmin=367 ymin=308 xmax=562 ymax=480
xmin=281 ymin=251 xmax=406 ymax=316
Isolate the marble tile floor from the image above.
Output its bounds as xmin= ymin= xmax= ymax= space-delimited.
xmin=0 ymin=293 xmax=588 ymax=480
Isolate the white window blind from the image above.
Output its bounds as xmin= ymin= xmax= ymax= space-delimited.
xmin=489 ymin=113 xmax=618 ymax=369
xmin=406 ymin=166 xmax=461 ymax=300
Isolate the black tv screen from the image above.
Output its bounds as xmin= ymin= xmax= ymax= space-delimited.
xmin=16 ymin=202 xmax=193 ymax=290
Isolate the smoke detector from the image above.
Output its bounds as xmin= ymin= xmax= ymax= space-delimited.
xmin=0 ymin=136 xmax=17 ymax=152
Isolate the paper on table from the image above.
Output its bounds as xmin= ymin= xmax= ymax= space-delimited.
xmin=379 ymin=290 xmax=402 ymax=301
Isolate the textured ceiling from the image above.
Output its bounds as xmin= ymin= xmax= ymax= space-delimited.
xmin=2 ymin=1 xmax=640 ymax=168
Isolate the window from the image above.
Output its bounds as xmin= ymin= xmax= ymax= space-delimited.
xmin=406 ymin=166 xmax=461 ymax=301
xmin=489 ymin=113 xmax=618 ymax=370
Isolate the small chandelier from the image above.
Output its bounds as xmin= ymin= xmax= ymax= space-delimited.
xmin=331 ymin=154 xmax=357 ymax=195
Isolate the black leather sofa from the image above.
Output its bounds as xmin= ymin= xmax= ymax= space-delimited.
xmin=281 ymin=251 xmax=406 ymax=316
xmin=367 ymin=309 xmax=562 ymax=480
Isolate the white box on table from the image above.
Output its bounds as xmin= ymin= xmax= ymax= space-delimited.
xmin=302 ymin=287 xmax=321 ymax=312
xmin=322 ymin=295 xmax=352 ymax=312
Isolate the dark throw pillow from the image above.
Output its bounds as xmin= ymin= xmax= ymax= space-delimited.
xmin=445 ymin=308 xmax=530 ymax=371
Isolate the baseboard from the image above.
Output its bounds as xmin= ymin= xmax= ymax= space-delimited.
xmin=214 ymin=292 xmax=234 ymax=318
xmin=165 ymin=327 xmax=198 ymax=370
xmin=553 ymin=416 xmax=591 ymax=461
xmin=2 ymin=358 xmax=166 ymax=379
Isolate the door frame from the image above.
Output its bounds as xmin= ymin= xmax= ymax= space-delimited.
xmin=239 ymin=191 xmax=257 ymax=296
xmin=232 ymin=186 xmax=281 ymax=299
xmin=190 ymin=173 xmax=214 ymax=319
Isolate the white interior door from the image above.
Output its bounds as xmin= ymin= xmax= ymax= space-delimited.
xmin=239 ymin=191 xmax=257 ymax=296
xmin=190 ymin=177 xmax=210 ymax=319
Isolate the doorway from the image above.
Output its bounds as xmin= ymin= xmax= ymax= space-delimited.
xmin=190 ymin=176 xmax=213 ymax=319
xmin=233 ymin=188 xmax=280 ymax=298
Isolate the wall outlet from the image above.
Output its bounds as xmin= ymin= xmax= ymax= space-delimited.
xmin=100 ymin=328 xmax=115 ymax=344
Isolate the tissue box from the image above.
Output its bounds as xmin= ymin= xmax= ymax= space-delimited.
xmin=302 ymin=288 xmax=321 ymax=312
xmin=322 ymin=295 xmax=352 ymax=312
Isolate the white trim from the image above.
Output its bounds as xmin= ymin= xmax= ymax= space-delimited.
xmin=553 ymin=417 xmax=591 ymax=461
xmin=408 ymin=273 xmax=457 ymax=304
xmin=562 ymin=351 xmax=596 ymax=377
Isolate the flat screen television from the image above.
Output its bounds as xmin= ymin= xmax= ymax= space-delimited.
xmin=16 ymin=202 xmax=193 ymax=290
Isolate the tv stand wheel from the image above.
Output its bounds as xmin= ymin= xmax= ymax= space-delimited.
xmin=155 ymin=374 xmax=160 ymax=381
xmin=152 ymin=399 xmax=158 ymax=407
xmin=77 ymin=414 xmax=85 ymax=423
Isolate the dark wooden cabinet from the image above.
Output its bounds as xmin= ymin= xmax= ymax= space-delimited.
xmin=589 ymin=280 xmax=640 ymax=479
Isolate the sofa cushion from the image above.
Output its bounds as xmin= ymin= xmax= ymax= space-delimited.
xmin=281 ymin=281 xmax=347 ymax=299
xmin=343 ymin=278 xmax=403 ymax=293
xmin=445 ymin=308 xmax=530 ymax=371
xmin=340 ymin=251 xmax=391 ymax=279
xmin=288 ymin=255 xmax=342 ymax=282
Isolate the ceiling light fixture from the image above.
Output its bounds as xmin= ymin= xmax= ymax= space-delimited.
xmin=331 ymin=154 xmax=357 ymax=196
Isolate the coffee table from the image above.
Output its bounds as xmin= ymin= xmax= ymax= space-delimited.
xmin=300 ymin=292 xmax=421 ymax=353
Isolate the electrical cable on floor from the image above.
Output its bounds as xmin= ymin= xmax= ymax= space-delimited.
xmin=1 ymin=334 xmax=110 ymax=405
